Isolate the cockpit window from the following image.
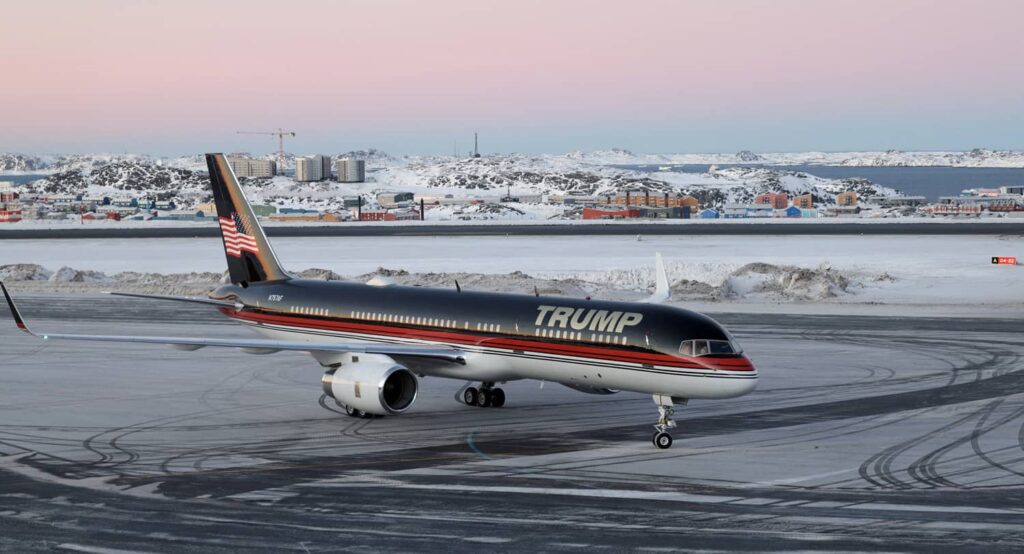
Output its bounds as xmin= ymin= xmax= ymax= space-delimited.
xmin=679 ymin=339 xmax=742 ymax=357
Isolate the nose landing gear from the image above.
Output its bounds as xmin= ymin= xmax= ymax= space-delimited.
xmin=458 ymin=382 xmax=506 ymax=408
xmin=652 ymin=394 xmax=685 ymax=449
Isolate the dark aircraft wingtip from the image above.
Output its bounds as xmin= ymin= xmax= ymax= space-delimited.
xmin=0 ymin=281 xmax=30 ymax=333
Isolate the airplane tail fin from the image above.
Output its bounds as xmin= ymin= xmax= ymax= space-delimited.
xmin=642 ymin=252 xmax=671 ymax=303
xmin=206 ymin=153 xmax=290 ymax=285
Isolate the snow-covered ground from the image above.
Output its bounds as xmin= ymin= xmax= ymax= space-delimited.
xmin=3 ymin=235 xmax=1023 ymax=313
xmin=5 ymin=149 xmax=1023 ymax=174
xmin=569 ymin=148 xmax=1024 ymax=168
xmin=7 ymin=149 xmax=1019 ymax=224
xmin=8 ymin=153 xmax=901 ymax=218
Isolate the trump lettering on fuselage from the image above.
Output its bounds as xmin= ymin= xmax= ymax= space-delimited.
xmin=534 ymin=305 xmax=643 ymax=334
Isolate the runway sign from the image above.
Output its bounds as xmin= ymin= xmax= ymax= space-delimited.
xmin=991 ymin=256 xmax=1017 ymax=265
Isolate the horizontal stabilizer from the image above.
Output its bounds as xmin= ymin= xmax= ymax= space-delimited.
xmin=109 ymin=292 xmax=238 ymax=308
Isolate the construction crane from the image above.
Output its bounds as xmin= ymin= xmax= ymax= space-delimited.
xmin=237 ymin=128 xmax=296 ymax=170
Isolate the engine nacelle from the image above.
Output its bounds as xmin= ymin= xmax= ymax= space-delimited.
xmin=321 ymin=354 xmax=418 ymax=415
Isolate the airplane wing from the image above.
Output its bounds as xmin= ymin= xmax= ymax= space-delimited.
xmin=642 ymin=252 xmax=671 ymax=303
xmin=108 ymin=291 xmax=239 ymax=308
xmin=2 ymin=282 xmax=465 ymax=365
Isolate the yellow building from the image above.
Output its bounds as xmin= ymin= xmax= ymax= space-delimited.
xmin=836 ymin=191 xmax=858 ymax=206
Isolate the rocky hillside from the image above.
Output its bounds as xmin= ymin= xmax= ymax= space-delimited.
xmin=23 ymin=161 xmax=210 ymax=203
xmin=0 ymin=153 xmax=50 ymax=172
xmin=9 ymin=151 xmax=900 ymax=215
xmin=377 ymin=155 xmax=899 ymax=209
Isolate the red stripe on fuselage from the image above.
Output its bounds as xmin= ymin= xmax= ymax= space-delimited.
xmin=224 ymin=308 xmax=755 ymax=372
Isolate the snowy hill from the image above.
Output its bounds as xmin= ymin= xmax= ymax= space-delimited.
xmin=12 ymin=152 xmax=900 ymax=218
xmin=370 ymin=155 xmax=897 ymax=211
xmin=24 ymin=161 xmax=209 ymax=204
xmin=574 ymin=149 xmax=1024 ymax=168
xmin=0 ymin=153 xmax=51 ymax=172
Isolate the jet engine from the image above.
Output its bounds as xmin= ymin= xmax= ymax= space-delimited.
xmin=321 ymin=358 xmax=418 ymax=415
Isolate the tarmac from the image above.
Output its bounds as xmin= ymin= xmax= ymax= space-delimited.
xmin=2 ymin=295 xmax=1024 ymax=551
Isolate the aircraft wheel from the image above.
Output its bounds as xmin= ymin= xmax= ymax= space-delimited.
xmin=477 ymin=389 xmax=493 ymax=408
xmin=490 ymin=388 xmax=505 ymax=408
xmin=345 ymin=406 xmax=362 ymax=418
xmin=463 ymin=387 xmax=479 ymax=406
xmin=653 ymin=431 xmax=673 ymax=450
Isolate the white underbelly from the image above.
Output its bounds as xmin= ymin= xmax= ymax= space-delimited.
xmin=242 ymin=321 xmax=756 ymax=400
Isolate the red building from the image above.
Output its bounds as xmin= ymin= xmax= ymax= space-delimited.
xmin=755 ymin=193 xmax=788 ymax=210
xmin=0 ymin=190 xmax=21 ymax=223
xmin=358 ymin=208 xmax=421 ymax=221
xmin=582 ymin=207 xmax=641 ymax=220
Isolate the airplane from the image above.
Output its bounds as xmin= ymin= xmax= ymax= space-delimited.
xmin=0 ymin=153 xmax=758 ymax=449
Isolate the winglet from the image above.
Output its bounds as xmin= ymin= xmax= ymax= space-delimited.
xmin=643 ymin=252 xmax=671 ymax=303
xmin=0 ymin=281 xmax=33 ymax=334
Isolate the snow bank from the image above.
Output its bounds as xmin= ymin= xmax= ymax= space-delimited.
xmin=0 ymin=261 xmax=884 ymax=304
xmin=721 ymin=263 xmax=851 ymax=301
xmin=0 ymin=263 xmax=52 ymax=281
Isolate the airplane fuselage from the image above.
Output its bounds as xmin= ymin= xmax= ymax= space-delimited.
xmin=212 ymin=279 xmax=758 ymax=400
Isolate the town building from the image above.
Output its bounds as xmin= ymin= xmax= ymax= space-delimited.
xmin=269 ymin=212 xmax=348 ymax=223
xmin=195 ymin=202 xmax=217 ymax=217
xmin=868 ymin=196 xmax=927 ymax=208
xmin=0 ymin=188 xmax=22 ymax=223
xmin=836 ymin=191 xmax=858 ymax=206
xmin=227 ymin=156 xmax=277 ymax=178
xmin=554 ymin=195 xmax=602 ymax=206
xmin=929 ymin=204 xmax=982 ymax=216
xmin=722 ymin=204 xmax=773 ymax=219
xmin=935 ymin=195 xmax=1023 ymax=210
xmin=295 ymin=156 xmax=324 ymax=182
xmin=337 ymin=159 xmax=366 ymax=183
xmin=793 ymin=194 xmax=814 ymax=209
xmin=582 ymin=207 xmax=641 ymax=220
xmin=295 ymin=155 xmax=331 ymax=181
xmin=608 ymin=193 xmax=698 ymax=209
xmin=827 ymin=205 xmax=862 ymax=217
xmin=755 ymin=193 xmax=788 ymax=210
xmin=747 ymin=204 xmax=773 ymax=218
xmin=319 ymin=155 xmax=333 ymax=180
xmin=358 ymin=208 xmax=420 ymax=221
xmin=637 ymin=206 xmax=692 ymax=219
xmin=722 ymin=204 xmax=749 ymax=219
xmin=377 ymin=192 xmax=415 ymax=208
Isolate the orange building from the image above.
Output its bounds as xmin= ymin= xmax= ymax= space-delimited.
xmin=836 ymin=191 xmax=858 ymax=206
xmin=359 ymin=209 xmax=420 ymax=221
xmin=269 ymin=213 xmax=346 ymax=223
xmin=608 ymin=193 xmax=698 ymax=209
xmin=793 ymin=194 xmax=814 ymax=209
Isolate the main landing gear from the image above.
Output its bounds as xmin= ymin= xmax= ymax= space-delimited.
xmin=459 ymin=382 xmax=506 ymax=408
xmin=652 ymin=394 xmax=686 ymax=449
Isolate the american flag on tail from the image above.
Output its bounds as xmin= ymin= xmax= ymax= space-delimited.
xmin=219 ymin=212 xmax=259 ymax=257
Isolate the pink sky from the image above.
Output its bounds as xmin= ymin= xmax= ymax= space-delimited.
xmin=1 ymin=0 xmax=1022 ymax=155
